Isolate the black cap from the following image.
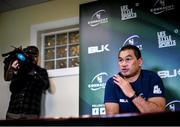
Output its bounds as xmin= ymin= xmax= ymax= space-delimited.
xmin=23 ymin=46 xmax=39 ymax=56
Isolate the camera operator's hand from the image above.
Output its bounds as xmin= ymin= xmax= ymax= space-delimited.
xmin=11 ymin=60 xmax=20 ymax=71
xmin=4 ymin=60 xmax=20 ymax=81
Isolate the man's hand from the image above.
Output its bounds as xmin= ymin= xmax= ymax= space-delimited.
xmin=113 ymin=74 xmax=135 ymax=98
xmin=11 ymin=60 xmax=20 ymax=70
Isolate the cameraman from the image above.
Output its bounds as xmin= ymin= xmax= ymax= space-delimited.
xmin=4 ymin=46 xmax=50 ymax=119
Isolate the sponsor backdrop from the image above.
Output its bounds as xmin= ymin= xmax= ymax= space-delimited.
xmin=80 ymin=0 xmax=180 ymax=116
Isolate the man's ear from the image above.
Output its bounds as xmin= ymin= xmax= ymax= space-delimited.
xmin=138 ymin=57 xmax=143 ymax=67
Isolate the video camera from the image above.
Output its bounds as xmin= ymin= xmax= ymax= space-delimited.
xmin=2 ymin=46 xmax=34 ymax=68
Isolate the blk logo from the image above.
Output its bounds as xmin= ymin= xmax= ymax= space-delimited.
xmin=88 ymin=44 xmax=110 ymax=54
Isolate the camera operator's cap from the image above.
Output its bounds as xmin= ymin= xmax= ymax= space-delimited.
xmin=23 ymin=46 xmax=39 ymax=56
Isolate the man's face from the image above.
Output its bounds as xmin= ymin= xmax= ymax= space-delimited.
xmin=33 ymin=55 xmax=39 ymax=64
xmin=118 ymin=49 xmax=142 ymax=78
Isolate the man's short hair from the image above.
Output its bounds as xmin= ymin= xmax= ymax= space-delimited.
xmin=23 ymin=46 xmax=39 ymax=57
xmin=119 ymin=45 xmax=141 ymax=59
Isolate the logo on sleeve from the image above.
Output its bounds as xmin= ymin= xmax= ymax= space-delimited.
xmin=119 ymin=99 xmax=128 ymax=103
xmin=153 ymin=85 xmax=162 ymax=94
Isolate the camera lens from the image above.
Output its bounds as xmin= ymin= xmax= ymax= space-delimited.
xmin=16 ymin=53 xmax=26 ymax=61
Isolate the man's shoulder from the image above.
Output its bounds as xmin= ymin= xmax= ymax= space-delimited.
xmin=107 ymin=76 xmax=114 ymax=81
xmin=141 ymin=69 xmax=160 ymax=79
xmin=142 ymin=69 xmax=157 ymax=74
xmin=106 ymin=76 xmax=115 ymax=86
xmin=34 ymin=65 xmax=47 ymax=72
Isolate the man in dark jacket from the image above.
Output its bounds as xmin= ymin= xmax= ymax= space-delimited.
xmin=4 ymin=46 xmax=50 ymax=119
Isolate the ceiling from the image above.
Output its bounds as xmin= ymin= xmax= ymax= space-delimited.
xmin=0 ymin=0 xmax=51 ymax=13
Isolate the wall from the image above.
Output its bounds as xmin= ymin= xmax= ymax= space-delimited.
xmin=0 ymin=0 xmax=93 ymax=119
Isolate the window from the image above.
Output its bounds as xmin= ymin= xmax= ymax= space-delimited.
xmin=41 ymin=28 xmax=79 ymax=70
xmin=30 ymin=17 xmax=79 ymax=77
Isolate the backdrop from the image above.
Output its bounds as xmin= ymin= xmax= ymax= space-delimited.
xmin=80 ymin=0 xmax=180 ymax=116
